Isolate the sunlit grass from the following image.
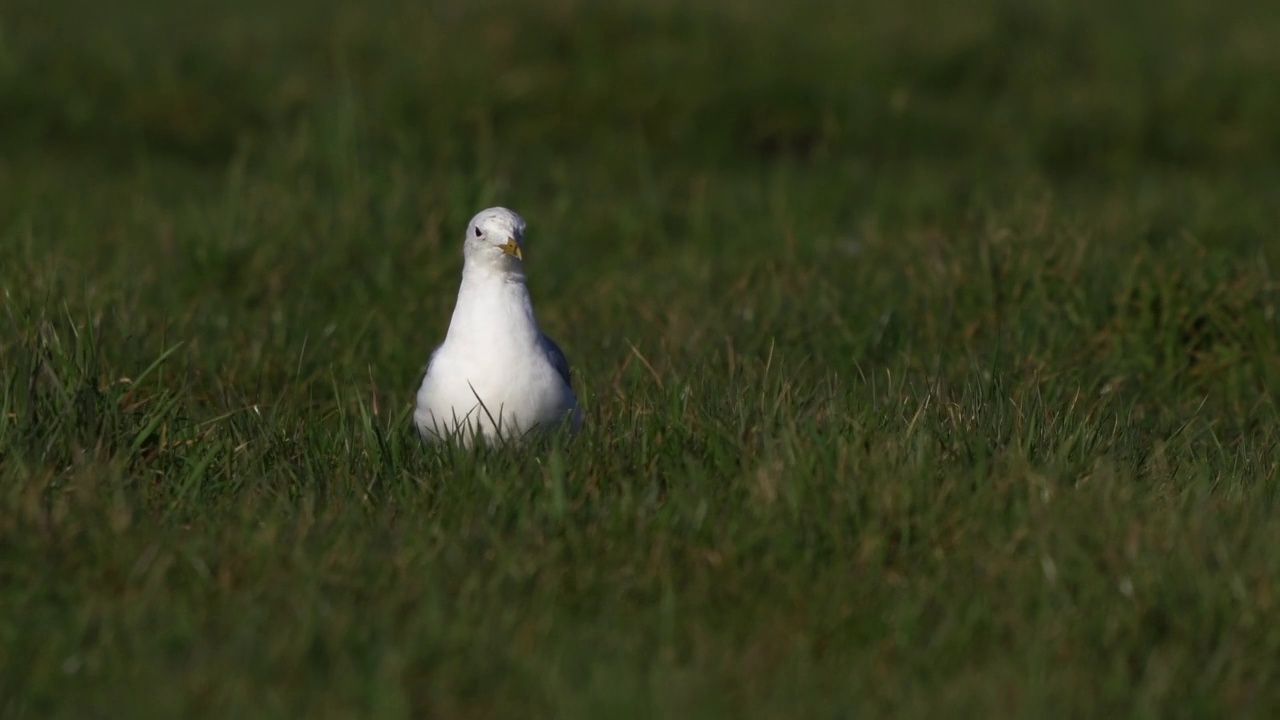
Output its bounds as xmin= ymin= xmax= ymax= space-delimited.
xmin=2 ymin=0 xmax=1280 ymax=716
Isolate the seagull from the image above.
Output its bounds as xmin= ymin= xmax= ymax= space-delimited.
xmin=414 ymin=207 xmax=581 ymax=444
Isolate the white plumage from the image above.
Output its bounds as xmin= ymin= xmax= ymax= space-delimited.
xmin=414 ymin=207 xmax=581 ymax=444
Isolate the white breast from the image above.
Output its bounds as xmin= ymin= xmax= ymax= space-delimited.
xmin=413 ymin=271 xmax=578 ymax=444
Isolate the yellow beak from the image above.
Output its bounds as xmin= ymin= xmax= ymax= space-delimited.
xmin=500 ymin=238 xmax=523 ymax=260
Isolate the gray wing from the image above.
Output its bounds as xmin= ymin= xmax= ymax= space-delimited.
xmin=539 ymin=333 xmax=573 ymax=388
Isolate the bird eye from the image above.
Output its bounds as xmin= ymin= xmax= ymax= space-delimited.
xmin=473 ymin=227 xmax=483 ymax=238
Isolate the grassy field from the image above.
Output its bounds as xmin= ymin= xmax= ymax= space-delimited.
xmin=3 ymin=0 xmax=1280 ymax=716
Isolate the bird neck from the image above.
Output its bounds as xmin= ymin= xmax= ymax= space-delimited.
xmin=462 ymin=259 xmax=525 ymax=285
xmin=446 ymin=264 xmax=539 ymax=346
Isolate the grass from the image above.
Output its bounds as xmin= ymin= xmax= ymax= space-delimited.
xmin=2 ymin=0 xmax=1280 ymax=716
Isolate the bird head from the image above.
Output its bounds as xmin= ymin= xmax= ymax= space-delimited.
xmin=464 ymin=207 xmax=527 ymax=268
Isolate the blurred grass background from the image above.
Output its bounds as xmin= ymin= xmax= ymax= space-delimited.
xmin=2 ymin=0 xmax=1280 ymax=716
